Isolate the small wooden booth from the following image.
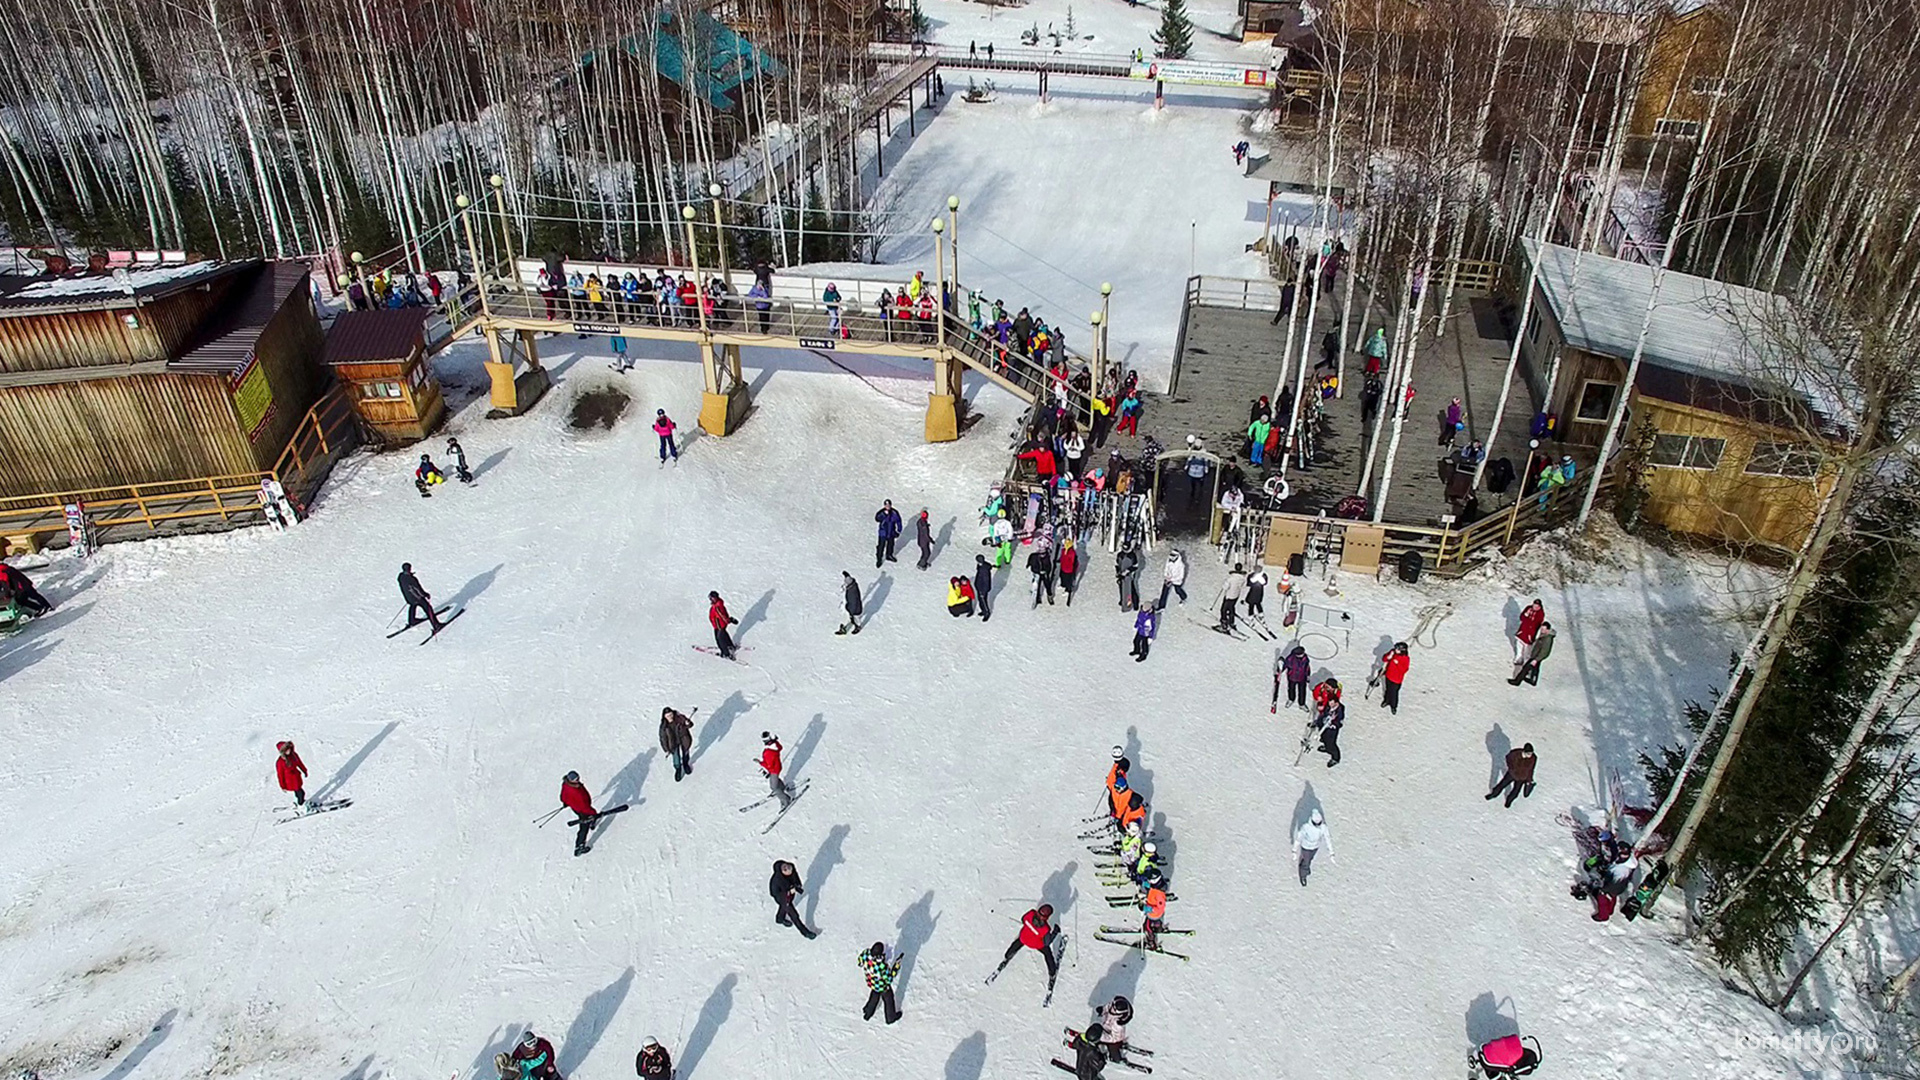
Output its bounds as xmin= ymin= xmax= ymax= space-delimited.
xmin=323 ymin=308 xmax=444 ymax=444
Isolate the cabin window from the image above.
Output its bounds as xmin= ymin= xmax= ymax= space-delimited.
xmin=1649 ymin=433 xmax=1726 ymax=471
xmin=408 ymin=363 xmax=427 ymax=388
xmin=359 ymin=380 xmax=403 ymax=400
xmin=1744 ymin=441 xmax=1819 ymax=479
xmin=1573 ymin=380 xmax=1618 ymax=423
xmin=1526 ymin=305 xmax=1541 ymax=343
xmin=1654 ymin=117 xmax=1701 ymax=140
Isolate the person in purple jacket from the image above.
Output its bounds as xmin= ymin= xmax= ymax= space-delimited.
xmin=1130 ymin=603 xmax=1160 ymax=662
xmin=1276 ymin=643 xmax=1311 ymax=712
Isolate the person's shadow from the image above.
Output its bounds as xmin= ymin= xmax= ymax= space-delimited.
xmin=679 ymin=973 xmax=738 ymax=1077
xmin=804 ymin=824 xmax=850 ymax=924
xmin=736 ymin=589 xmax=776 ymax=638
xmin=1485 ymin=724 xmax=1512 ymax=789
xmin=894 ymin=890 xmax=939 ymax=1000
xmin=1290 ymin=782 xmax=1321 ymax=837
xmin=694 ymin=691 xmax=752 ymax=764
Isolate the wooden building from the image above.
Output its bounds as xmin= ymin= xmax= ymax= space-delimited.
xmin=1630 ymin=0 xmax=1731 ymax=142
xmin=0 ymin=260 xmax=327 ymax=497
xmin=323 ymin=308 xmax=444 ymax=444
xmin=1511 ymin=239 xmax=1838 ymax=550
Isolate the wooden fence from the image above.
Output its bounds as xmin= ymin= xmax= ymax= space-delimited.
xmin=271 ymin=384 xmax=365 ymax=511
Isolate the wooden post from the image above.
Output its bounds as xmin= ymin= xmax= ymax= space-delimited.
xmin=209 ymin=477 xmax=229 ymax=521
xmin=1503 ymin=447 xmax=1537 ymax=547
xmin=133 ymin=487 xmax=154 ymax=530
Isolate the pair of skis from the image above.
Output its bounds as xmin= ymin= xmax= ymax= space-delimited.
xmin=738 ymin=780 xmax=811 ymax=833
xmin=275 ymin=797 xmax=353 ymax=825
xmin=1093 ymin=926 xmax=1192 ymax=961
xmin=570 ymin=804 xmax=631 ymax=855
xmin=387 ymin=605 xmax=463 ymax=644
xmin=1059 ymin=1028 xmax=1155 ymax=1074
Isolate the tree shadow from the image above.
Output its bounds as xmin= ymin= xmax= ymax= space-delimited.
xmin=804 ymin=824 xmax=850 ymax=924
xmin=1464 ymin=990 xmax=1520 ymax=1048
xmin=557 ymin=967 xmax=634 ymax=1075
xmin=1485 ymin=724 xmax=1512 ymax=789
xmin=468 ymin=1021 xmax=529 ymax=1080
xmin=1122 ymin=725 xmax=1153 ymax=803
xmin=679 ymin=973 xmax=737 ymax=1077
xmin=866 ymin=573 xmax=893 ymax=619
xmin=603 ymin=748 xmax=656 ymax=808
xmin=1042 ymin=859 xmax=1079 ymax=918
xmin=736 ymin=588 xmax=776 ymax=638
xmin=787 ymin=714 xmax=827 ymax=779
xmin=102 ymin=1008 xmax=177 ymax=1080
xmin=943 ymin=1031 xmax=987 ymax=1080
xmin=310 ymin=721 xmax=400 ymax=804
xmin=449 ymin=563 xmax=505 ymax=609
xmin=894 ymin=890 xmax=939 ymax=1001
xmin=1291 ymin=781 xmax=1321 ymax=835
xmin=694 ymin=691 xmax=752 ymax=764
xmin=473 ymin=447 xmax=512 ymax=481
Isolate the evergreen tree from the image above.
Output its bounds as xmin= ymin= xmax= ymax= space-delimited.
xmin=1153 ymin=0 xmax=1194 ymax=59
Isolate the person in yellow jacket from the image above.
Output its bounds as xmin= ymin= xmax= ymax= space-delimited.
xmin=947 ymin=576 xmax=975 ymax=617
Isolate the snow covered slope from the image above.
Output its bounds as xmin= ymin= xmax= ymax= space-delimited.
xmin=0 ymin=339 xmax=1827 ymax=1079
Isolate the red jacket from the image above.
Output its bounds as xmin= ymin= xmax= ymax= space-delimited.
xmin=1384 ymin=651 xmax=1411 ymax=684
xmin=1517 ymin=605 xmax=1545 ymax=644
xmin=709 ymin=598 xmax=733 ymax=630
xmin=1019 ymin=447 xmax=1057 ymax=477
xmin=1059 ymin=546 xmax=1078 ymax=575
xmin=560 ymin=779 xmax=596 ymax=817
xmin=275 ymin=751 xmax=307 ymax=793
xmin=1019 ymin=908 xmax=1052 ymax=950
xmin=760 ymin=742 xmax=784 ymax=776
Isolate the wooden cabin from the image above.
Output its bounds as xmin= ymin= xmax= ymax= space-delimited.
xmin=323 ymin=308 xmax=444 ymax=444
xmin=1511 ymin=239 xmax=1839 ymax=550
xmin=0 ymin=260 xmax=327 ymax=498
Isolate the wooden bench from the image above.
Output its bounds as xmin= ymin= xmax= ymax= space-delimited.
xmin=3 ymin=531 xmax=50 ymax=557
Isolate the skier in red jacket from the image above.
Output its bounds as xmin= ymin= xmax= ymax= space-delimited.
xmin=560 ymin=771 xmax=598 ymax=856
xmin=1381 ymin=642 xmax=1412 ymax=715
xmin=275 ymin=741 xmax=308 ymax=807
xmin=758 ymin=732 xmax=795 ymax=809
xmin=989 ymin=903 xmax=1060 ymax=998
xmin=708 ymin=591 xmax=739 ymax=659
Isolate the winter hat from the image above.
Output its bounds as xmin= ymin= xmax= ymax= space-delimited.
xmin=564 ymin=770 xmax=580 ymax=783
xmin=762 ymin=731 xmax=775 ymax=743
xmin=709 ymin=591 xmax=720 ymax=600
xmin=643 ymin=1037 xmax=659 ymax=1049
xmin=1037 ymin=903 xmax=1054 ymax=918
xmin=869 ymin=941 xmax=886 ymax=957
xmin=276 ymin=740 xmax=293 ymax=753
xmin=657 ymin=408 xmax=666 ymax=416
xmin=1309 ymin=808 xmax=1324 ymax=825
xmin=1086 ymin=1024 xmax=1105 ymax=1042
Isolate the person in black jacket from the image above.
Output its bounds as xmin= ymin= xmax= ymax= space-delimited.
xmin=635 ymin=1036 xmax=672 ymax=1078
xmin=769 ymin=859 xmax=816 ymax=938
xmin=973 ymin=554 xmax=994 ymax=622
xmin=1028 ymin=545 xmax=1056 ymax=607
xmin=659 ymin=707 xmax=694 ymax=781
xmin=397 ymin=563 xmax=442 ymax=630
xmin=0 ymin=563 xmax=51 ymax=616
xmin=1068 ymin=1025 xmax=1108 ymax=1079
xmin=839 ymin=571 xmax=864 ymax=635
xmin=915 ymin=510 xmax=935 ymax=569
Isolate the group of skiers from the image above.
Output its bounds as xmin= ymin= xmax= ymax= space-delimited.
xmin=413 ymin=437 xmax=475 ymax=497
xmin=490 ymin=1028 xmax=674 ymax=1080
xmin=345 ymin=267 xmax=457 ymax=312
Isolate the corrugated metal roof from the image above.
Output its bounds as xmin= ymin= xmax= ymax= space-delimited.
xmin=170 ymin=262 xmax=312 ymax=375
xmin=323 ymin=308 xmax=428 ymax=365
xmin=0 ymin=260 xmax=251 ymax=314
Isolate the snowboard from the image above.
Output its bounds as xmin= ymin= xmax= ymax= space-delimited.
xmin=276 ymin=797 xmax=353 ymax=824
xmin=387 ymin=606 xmax=452 ymax=638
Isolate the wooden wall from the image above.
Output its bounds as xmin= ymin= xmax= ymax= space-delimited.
xmin=0 ymin=283 xmax=237 ymax=373
xmin=241 ymin=285 xmax=328 ymax=471
xmin=1638 ymin=399 xmax=1829 ymax=550
xmin=0 ymin=373 xmax=254 ymax=496
xmin=1550 ymin=348 xmax=1626 ymax=448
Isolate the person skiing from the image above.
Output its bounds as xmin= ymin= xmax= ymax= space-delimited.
xmin=275 ymin=740 xmax=308 ymax=808
xmin=446 ymin=437 xmax=473 ymax=483
xmin=759 ymin=731 xmax=795 ymax=809
xmin=1486 ymin=743 xmax=1537 ymax=807
xmin=1065 ymin=1025 xmax=1107 ymax=1080
xmin=1157 ymin=550 xmax=1187 ymax=608
xmin=989 ymin=509 xmax=1015 ymax=568
xmin=769 ymin=859 xmax=816 ymax=938
xmin=634 ymin=1037 xmax=672 ymax=1079
xmin=1381 ymin=642 xmax=1411 ymax=714
xmin=414 ymin=453 xmax=445 ymax=497
xmin=1293 ymin=808 xmax=1331 ymax=886
xmin=973 ymin=554 xmax=994 ymax=622
xmin=1218 ymin=563 xmax=1247 ymax=631
xmin=1313 ymin=692 xmax=1346 ymax=767
xmin=1094 ymin=997 xmax=1133 ymax=1061
xmin=1244 ymin=565 xmax=1268 ymax=619
xmin=1513 ymin=622 xmax=1555 ymax=685
xmin=874 ymin=500 xmax=903 ymax=567
xmin=1057 ymin=539 xmax=1081 ymax=605
xmin=1130 ymin=603 xmax=1159 ymax=662
xmin=0 ymin=562 xmax=51 ymax=616
xmin=397 ymin=563 xmax=444 ymax=631
xmin=507 ymin=1029 xmax=562 ymax=1080
xmin=1513 ymin=598 xmax=1545 ymax=664
xmin=660 ymin=707 xmax=695 ymax=781
xmin=1115 ymin=543 xmax=1141 ymax=611
xmin=652 ymin=410 xmax=679 ymax=462
xmin=1278 ymin=644 xmax=1311 ymax=711
xmin=915 ymin=510 xmax=934 ymax=569
xmin=857 ymin=941 xmax=904 ymax=1023
xmin=1106 ymin=749 xmax=1131 ymax=818
xmin=1136 ymin=868 xmax=1169 ymax=948
xmin=707 ymin=591 xmax=739 ymax=660
xmin=993 ymin=903 xmax=1060 ymax=992
xmin=560 ymin=770 xmax=600 ymax=856
xmin=1028 ymin=542 xmax=1056 ymax=607
xmin=838 ymin=571 xmax=865 ymax=635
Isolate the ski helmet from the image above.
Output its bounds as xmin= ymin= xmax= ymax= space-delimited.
xmin=1125 ymin=820 xmax=1142 ymax=836
xmin=276 ymin=740 xmax=293 ymax=753
xmin=1085 ymin=1023 xmax=1105 ymax=1042
xmin=1146 ymin=868 xmax=1165 ymax=885
xmin=1111 ymin=995 xmax=1133 ymax=1018
xmin=643 ymin=1037 xmax=660 ymax=1049
xmin=520 ymin=1031 xmax=539 ymax=1048
xmin=1143 ymin=842 xmax=1157 ymax=855
xmin=762 ymin=731 xmax=776 ymax=744
xmin=564 ymin=770 xmax=580 ymax=783
xmin=1310 ymin=808 xmax=1324 ymax=825
xmin=869 ymin=941 xmax=886 ymax=957
xmin=1111 ymin=745 xmax=1124 ymax=760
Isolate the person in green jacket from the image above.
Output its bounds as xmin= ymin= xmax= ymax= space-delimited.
xmin=858 ymin=941 xmax=903 ymax=1023
xmin=1512 ymin=621 xmax=1555 ymax=686
xmin=1247 ymin=416 xmax=1273 ymax=465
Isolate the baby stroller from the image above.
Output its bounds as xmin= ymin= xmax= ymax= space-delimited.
xmin=1469 ymin=1034 xmax=1543 ymax=1078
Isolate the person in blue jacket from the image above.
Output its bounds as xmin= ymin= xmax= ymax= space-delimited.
xmin=874 ymin=499 xmax=903 ymax=567
xmin=1130 ymin=603 xmax=1160 ymax=662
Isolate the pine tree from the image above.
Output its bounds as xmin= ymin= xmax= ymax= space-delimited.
xmin=1153 ymin=0 xmax=1194 ymax=59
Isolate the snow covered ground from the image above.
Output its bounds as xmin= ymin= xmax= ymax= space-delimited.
xmin=0 ymin=332 xmax=1850 ymax=1080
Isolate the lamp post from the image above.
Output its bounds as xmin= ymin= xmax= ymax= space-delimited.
xmin=1090 ymin=310 xmax=1104 ymax=424
xmin=1099 ymin=281 xmax=1112 ymax=382
xmin=488 ymin=173 xmax=517 ymax=281
xmin=350 ymin=250 xmax=366 ymax=305
xmin=1503 ymin=438 xmax=1541 ymax=546
xmin=682 ymin=205 xmax=709 ymax=338
xmin=947 ymin=195 xmax=961 ymax=293
xmin=931 ymin=217 xmax=946 ymax=349
xmin=709 ymin=182 xmax=729 ymax=281
xmin=455 ymin=195 xmax=491 ymax=317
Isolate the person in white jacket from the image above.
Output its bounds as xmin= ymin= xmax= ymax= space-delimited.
xmin=1292 ymin=808 xmax=1331 ymax=886
xmin=1157 ymin=550 xmax=1188 ymax=608
xmin=1218 ymin=563 xmax=1247 ymax=631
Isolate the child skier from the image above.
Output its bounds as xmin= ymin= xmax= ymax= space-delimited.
xmin=414 ymin=453 xmax=445 ymax=497
xmin=446 ymin=437 xmax=473 ymax=483
xmin=275 ymin=740 xmax=308 ymax=808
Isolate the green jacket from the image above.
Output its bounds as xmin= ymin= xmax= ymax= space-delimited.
xmin=858 ymin=950 xmax=901 ymax=992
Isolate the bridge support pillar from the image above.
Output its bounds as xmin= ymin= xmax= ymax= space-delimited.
xmin=699 ymin=341 xmax=752 ymax=436
xmin=483 ymin=325 xmax=550 ymax=419
xmin=924 ymin=351 xmax=966 ymax=443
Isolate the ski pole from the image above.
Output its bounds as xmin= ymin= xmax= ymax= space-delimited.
xmin=534 ymin=805 xmax=566 ymax=827
xmin=385 ymin=605 xmax=407 ymax=630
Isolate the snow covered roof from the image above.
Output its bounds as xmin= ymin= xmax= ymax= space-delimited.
xmin=0 ymin=260 xmax=231 ymax=311
xmin=172 ymin=262 xmax=314 ymax=375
